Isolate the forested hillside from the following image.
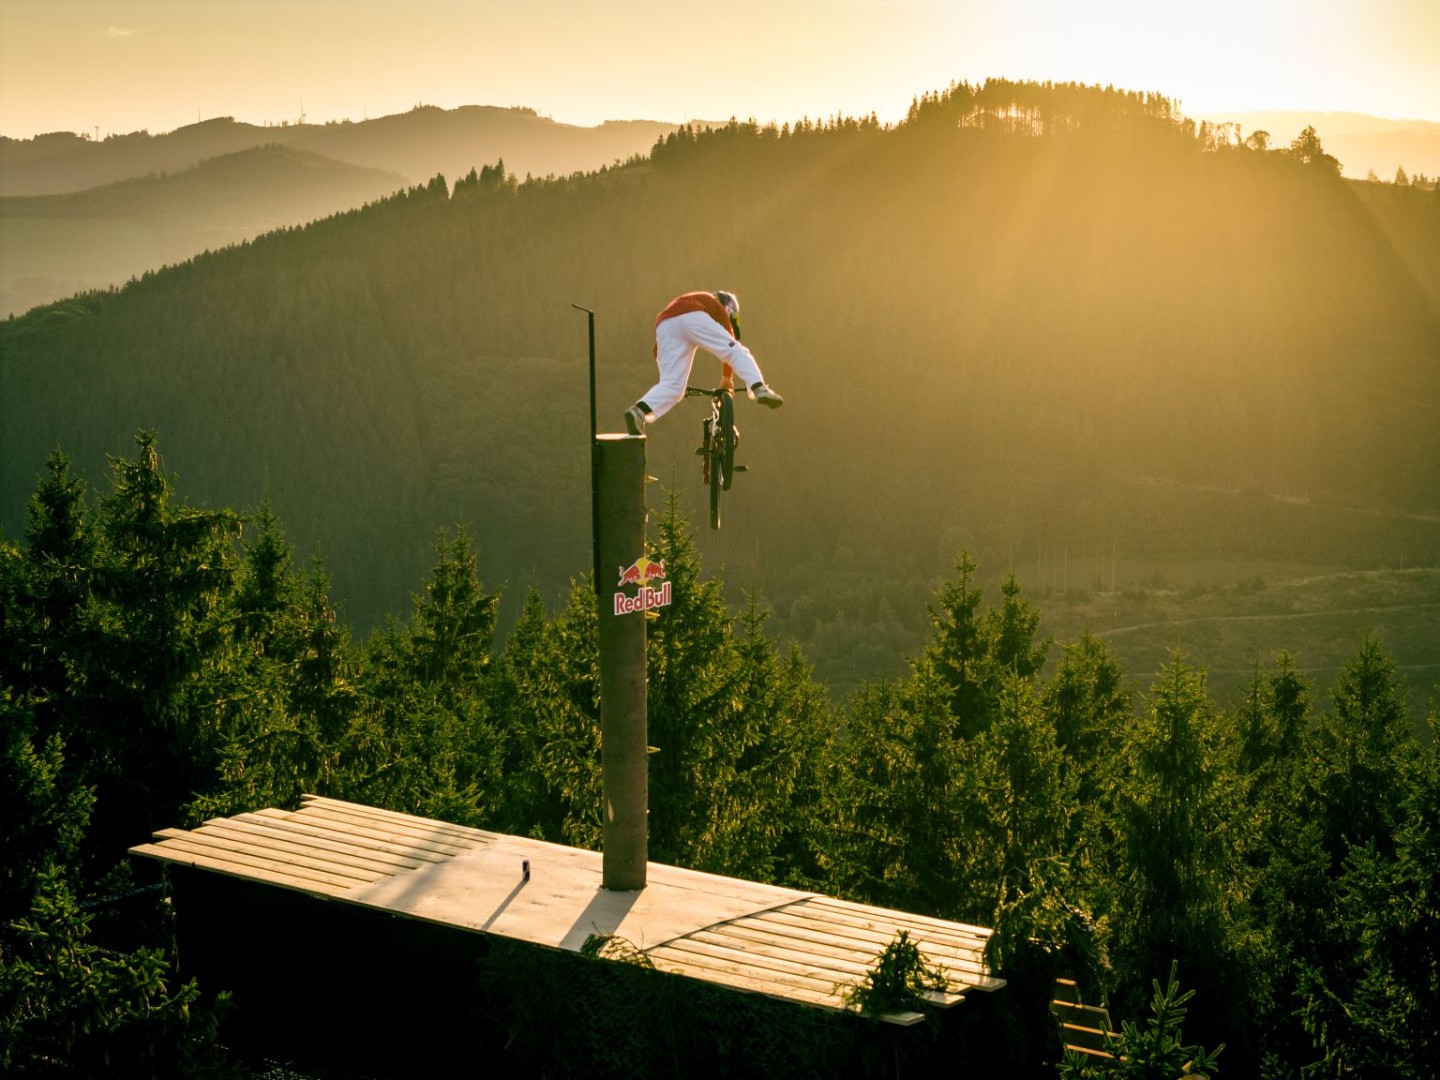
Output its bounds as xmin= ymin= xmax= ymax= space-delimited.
xmin=3 ymin=78 xmax=1439 ymax=701
xmin=2 ymin=438 xmax=1436 ymax=1074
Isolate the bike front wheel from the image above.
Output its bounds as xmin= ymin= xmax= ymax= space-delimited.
xmin=718 ymin=391 xmax=736 ymax=492
xmin=709 ymin=439 xmax=724 ymax=529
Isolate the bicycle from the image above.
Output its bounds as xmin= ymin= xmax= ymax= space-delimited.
xmin=685 ymin=363 xmax=747 ymax=530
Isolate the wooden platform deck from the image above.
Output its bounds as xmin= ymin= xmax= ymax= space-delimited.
xmin=131 ymin=795 xmax=1004 ymax=1020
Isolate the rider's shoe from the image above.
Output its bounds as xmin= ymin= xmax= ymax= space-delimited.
xmin=624 ymin=404 xmax=650 ymax=436
xmin=749 ymin=383 xmax=784 ymax=408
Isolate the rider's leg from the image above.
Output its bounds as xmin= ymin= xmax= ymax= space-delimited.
xmin=675 ymin=310 xmax=767 ymax=391
xmin=637 ymin=317 xmax=700 ymax=420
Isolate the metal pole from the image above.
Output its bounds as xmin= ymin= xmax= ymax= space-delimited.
xmin=572 ymin=304 xmax=600 ymax=600
xmin=595 ymin=434 xmax=648 ymax=890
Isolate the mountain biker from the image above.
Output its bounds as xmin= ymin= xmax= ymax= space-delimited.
xmin=625 ymin=289 xmax=783 ymax=435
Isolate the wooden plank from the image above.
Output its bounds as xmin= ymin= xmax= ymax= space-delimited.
xmin=919 ymin=988 xmax=968 ymax=1007
xmin=269 ymin=806 xmax=479 ymax=857
xmin=755 ymin=908 xmax=990 ymax=968
xmin=228 ymin=811 xmax=472 ymax=860
xmin=657 ymin=936 xmax=970 ymax=1013
xmin=1052 ymin=1002 xmax=1113 ymax=1028
xmin=129 ymin=840 xmax=360 ymax=892
xmin=1059 ymin=1022 xmax=1117 ymax=1054
xmin=1063 ymin=1043 xmax=1118 ymax=1061
xmin=691 ymin=926 xmax=983 ymax=1000
xmin=756 ymin=905 xmax=988 ymax=958
xmin=151 ymin=827 xmax=391 ymax=882
xmin=652 ymin=936 xmax=854 ymax=992
xmin=782 ymin=899 xmax=992 ymax=952
xmin=718 ymin=916 xmax=960 ymax=968
xmin=204 ymin=816 xmax=449 ymax=868
xmin=750 ymin=911 xmax=969 ymax=960
xmin=644 ymin=954 xmax=842 ymax=1009
xmin=803 ymin=895 xmax=994 ymax=939
xmin=649 ymin=942 xmax=847 ymax=997
xmin=650 ymin=950 xmax=944 ymax=1026
xmin=162 ymin=823 xmax=423 ymax=878
xmin=198 ymin=818 xmax=433 ymax=872
xmin=1053 ymin=977 xmax=1083 ymax=1005
xmin=294 ymin=804 xmax=488 ymax=852
xmin=710 ymin=922 xmax=1004 ymax=992
xmin=149 ymin=830 xmax=384 ymax=886
xmin=130 ymin=842 xmax=345 ymax=895
xmin=635 ymin=866 xmax=813 ymax=909
xmin=292 ymin=806 xmax=483 ymax=846
xmin=1053 ymin=999 xmax=1117 ymax=1054
xmin=686 ymin=927 xmax=890 ymax=980
xmin=754 ymin=911 xmax=995 ymax=975
xmin=149 ymin=829 xmax=383 ymax=887
xmin=300 ymin=796 xmax=499 ymax=844
xmin=700 ymin=921 xmax=871 ymax=965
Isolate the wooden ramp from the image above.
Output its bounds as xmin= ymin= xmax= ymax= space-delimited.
xmin=132 ymin=795 xmax=1004 ymax=1021
xmin=1051 ymin=976 xmax=1119 ymax=1063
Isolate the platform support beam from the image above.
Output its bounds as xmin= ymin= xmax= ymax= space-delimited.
xmin=595 ymin=433 xmax=648 ymax=890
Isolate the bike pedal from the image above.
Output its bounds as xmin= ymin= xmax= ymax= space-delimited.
xmin=733 ymin=465 xmax=748 ymax=472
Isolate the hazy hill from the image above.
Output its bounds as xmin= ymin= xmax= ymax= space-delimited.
xmin=0 ymin=144 xmax=404 ymax=316
xmin=0 ymin=106 xmax=680 ymax=196
xmin=1197 ymin=109 xmax=1440 ymax=180
xmin=0 ymin=105 xmax=682 ymax=317
xmin=4 ymin=80 xmax=1438 ymax=700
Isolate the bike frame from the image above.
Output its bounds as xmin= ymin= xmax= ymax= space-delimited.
xmin=685 ymin=363 xmax=740 ymax=529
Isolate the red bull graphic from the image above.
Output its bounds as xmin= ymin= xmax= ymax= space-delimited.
xmin=614 ymin=555 xmax=672 ymax=616
xmin=616 ymin=555 xmax=665 ymax=589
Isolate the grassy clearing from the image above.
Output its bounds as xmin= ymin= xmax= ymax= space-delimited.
xmin=1038 ymin=567 xmax=1440 ymax=730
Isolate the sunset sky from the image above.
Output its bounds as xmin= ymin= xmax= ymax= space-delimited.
xmin=2 ymin=0 xmax=1438 ymax=139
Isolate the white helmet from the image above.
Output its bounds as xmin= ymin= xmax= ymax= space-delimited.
xmin=715 ymin=290 xmax=740 ymax=317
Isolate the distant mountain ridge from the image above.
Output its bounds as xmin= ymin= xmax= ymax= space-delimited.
xmin=0 ymin=105 xmax=680 ymax=197
xmin=0 ymin=145 xmax=404 ymax=316
xmin=0 ymin=105 xmax=683 ymax=316
xmin=1196 ymin=109 xmax=1440 ymax=179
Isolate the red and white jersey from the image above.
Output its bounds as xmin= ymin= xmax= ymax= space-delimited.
xmin=655 ymin=292 xmax=738 ymax=338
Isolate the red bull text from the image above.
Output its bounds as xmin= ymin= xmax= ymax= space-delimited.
xmin=614 ymin=555 xmax=672 ymax=616
xmin=614 ymin=581 xmax=673 ymax=616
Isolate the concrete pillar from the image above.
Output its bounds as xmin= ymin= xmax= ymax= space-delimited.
xmin=595 ymin=434 xmax=648 ymax=890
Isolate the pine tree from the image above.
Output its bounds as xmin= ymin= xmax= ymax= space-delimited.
xmin=1310 ymin=635 xmax=1412 ymax=866
xmin=1324 ymin=706 xmax=1440 ymax=1074
xmin=1110 ymin=656 xmax=1246 ymax=1039
xmin=823 ymin=662 xmax=965 ymax=915
xmin=1290 ymin=637 xmax=1419 ymax=1075
xmin=642 ymin=495 xmax=830 ymax=879
xmin=345 ymin=528 xmax=501 ymax=825
xmin=80 ymin=433 xmax=244 ymax=864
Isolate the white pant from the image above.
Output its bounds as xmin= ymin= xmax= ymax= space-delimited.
xmin=640 ymin=311 xmax=766 ymax=419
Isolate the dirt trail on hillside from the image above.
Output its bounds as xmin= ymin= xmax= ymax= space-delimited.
xmin=1095 ymin=602 xmax=1440 ymax=639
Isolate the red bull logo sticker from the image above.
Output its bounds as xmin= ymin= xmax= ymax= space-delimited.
xmin=614 ymin=555 xmax=671 ymax=616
